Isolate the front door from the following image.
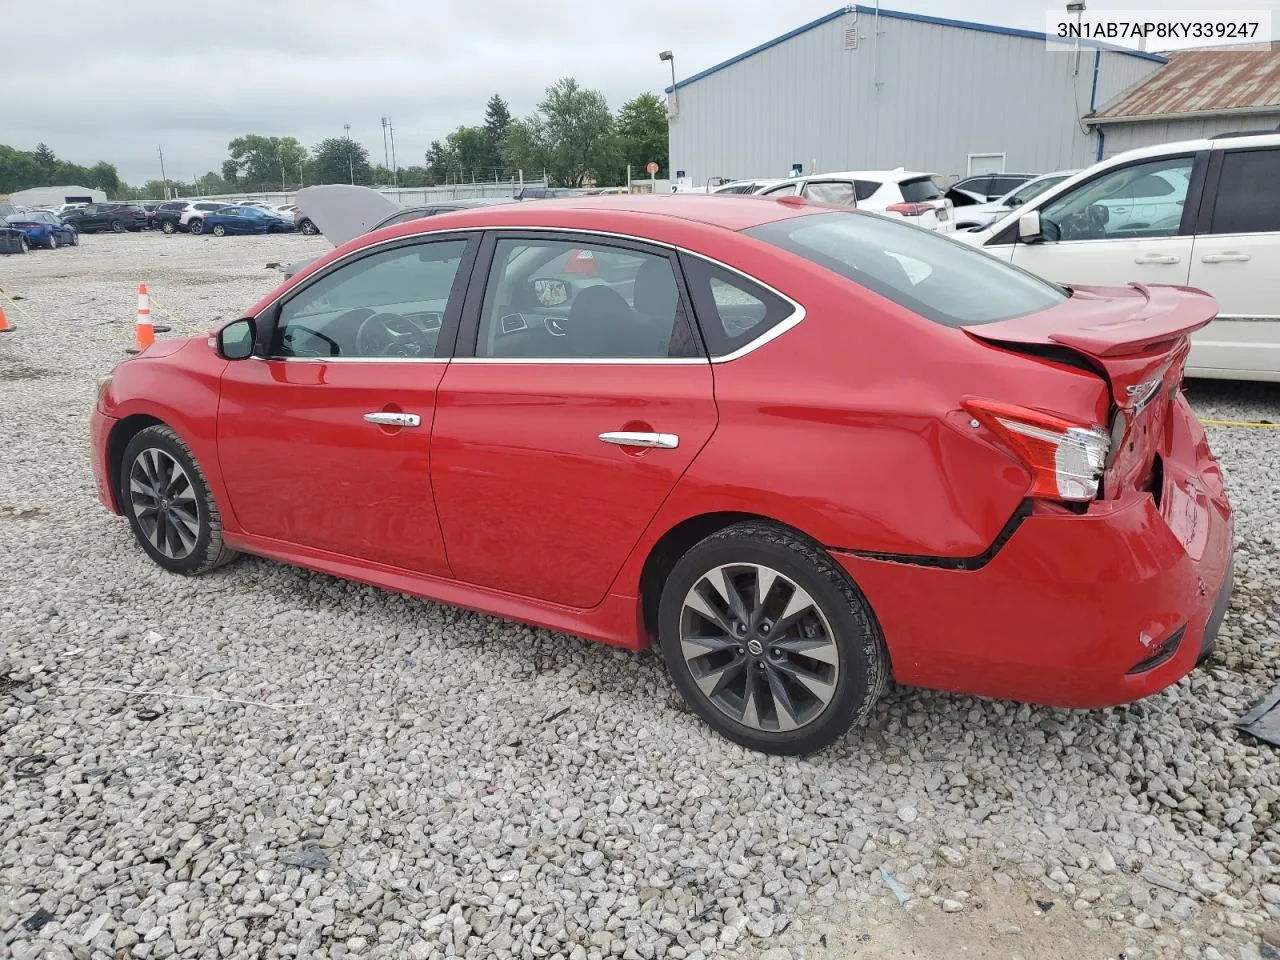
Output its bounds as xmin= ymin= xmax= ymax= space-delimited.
xmin=1186 ymin=146 xmax=1280 ymax=378
xmin=992 ymin=154 xmax=1201 ymax=291
xmin=217 ymin=234 xmax=476 ymax=575
xmin=431 ymin=232 xmax=718 ymax=608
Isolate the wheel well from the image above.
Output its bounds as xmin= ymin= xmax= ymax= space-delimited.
xmin=639 ymin=511 xmax=781 ymax=641
xmin=106 ymin=414 xmax=164 ymax=506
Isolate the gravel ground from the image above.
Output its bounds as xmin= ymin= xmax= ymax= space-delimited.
xmin=1 ymin=231 xmax=1278 ymax=960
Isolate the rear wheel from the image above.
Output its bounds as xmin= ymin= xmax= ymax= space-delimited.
xmin=18 ymin=237 xmax=28 ymax=254
xmin=119 ymin=425 xmax=239 ymax=576
xmin=161 ymin=220 xmax=175 ymax=234
xmin=298 ymin=218 xmax=318 ymax=235
xmin=46 ymin=233 xmax=57 ymax=250
xmin=658 ymin=521 xmax=888 ymax=755
xmin=69 ymin=231 xmax=79 ymax=246
xmin=189 ymin=219 xmax=204 ymax=235
xmin=212 ymin=224 xmax=226 ymax=237
xmin=110 ymin=220 xmax=124 ymax=233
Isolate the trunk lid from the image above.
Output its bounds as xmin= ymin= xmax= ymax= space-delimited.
xmin=963 ymin=283 xmax=1218 ymax=499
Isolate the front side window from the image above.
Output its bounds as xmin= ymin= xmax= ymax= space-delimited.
xmin=745 ymin=211 xmax=1066 ymax=328
xmin=1038 ymin=156 xmax=1193 ymax=241
xmin=804 ymin=181 xmax=855 ymax=206
xmin=1207 ymin=149 xmax=1280 ymax=234
xmin=270 ymin=240 xmax=467 ymax=359
xmin=761 ymin=183 xmax=799 ymax=197
xmin=476 ymin=237 xmax=698 ymax=359
xmin=1005 ymin=175 xmax=1068 ymax=207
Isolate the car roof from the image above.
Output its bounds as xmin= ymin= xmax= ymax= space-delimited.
xmin=787 ymin=169 xmax=938 ymax=184
xmin=1108 ymin=131 xmax=1280 ymax=165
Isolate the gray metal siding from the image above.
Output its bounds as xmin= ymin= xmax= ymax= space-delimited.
xmin=1098 ymin=113 xmax=1280 ymax=158
xmin=669 ymin=12 xmax=1162 ymax=184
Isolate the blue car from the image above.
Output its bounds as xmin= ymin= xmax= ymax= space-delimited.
xmin=202 ymin=205 xmax=294 ymax=237
xmin=4 ymin=210 xmax=78 ymax=249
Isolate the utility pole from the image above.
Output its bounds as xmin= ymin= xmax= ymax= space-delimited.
xmin=157 ymin=145 xmax=170 ymax=199
xmin=388 ymin=118 xmax=398 ymax=188
xmin=343 ymin=123 xmax=354 ymax=184
xmin=380 ymin=117 xmax=390 ymax=182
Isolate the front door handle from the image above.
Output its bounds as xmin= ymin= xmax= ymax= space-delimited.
xmin=1134 ymin=254 xmax=1180 ymax=264
xmin=599 ymin=431 xmax=679 ymax=449
xmin=1200 ymin=252 xmax=1251 ymax=263
xmin=364 ymin=412 xmax=421 ymax=428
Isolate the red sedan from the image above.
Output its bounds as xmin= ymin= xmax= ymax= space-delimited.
xmin=91 ymin=195 xmax=1234 ymax=755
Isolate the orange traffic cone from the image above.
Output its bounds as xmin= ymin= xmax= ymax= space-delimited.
xmin=0 ymin=304 xmax=14 ymax=333
xmin=125 ymin=283 xmax=154 ymax=355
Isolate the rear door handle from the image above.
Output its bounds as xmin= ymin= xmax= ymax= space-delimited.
xmin=599 ymin=431 xmax=679 ymax=449
xmin=1200 ymin=252 xmax=1251 ymax=263
xmin=363 ymin=412 xmax=421 ymax=427
xmin=1133 ymin=254 xmax=1181 ymax=264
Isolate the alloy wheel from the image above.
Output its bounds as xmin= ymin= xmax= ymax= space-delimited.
xmin=212 ymin=224 xmax=226 ymax=237
xmin=679 ymin=562 xmax=840 ymax=732
xmin=127 ymin=448 xmax=201 ymax=560
xmin=47 ymin=233 xmax=57 ymax=249
xmin=111 ymin=220 xmax=124 ymax=233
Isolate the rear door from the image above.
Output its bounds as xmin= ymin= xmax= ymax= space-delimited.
xmin=1186 ymin=146 xmax=1280 ymax=379
xmin=430 ymin=231 xmax=718 ymax=608
xmin=1000 ymin=153 xmax=1203 ymax=290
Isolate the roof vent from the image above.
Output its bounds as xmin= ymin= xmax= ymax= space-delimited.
xmin=844 ymin=11 xmax=859 ymax=49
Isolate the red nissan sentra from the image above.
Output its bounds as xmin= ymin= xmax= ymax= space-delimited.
xmin=90 ymin=194 xmax=1234 ymax=755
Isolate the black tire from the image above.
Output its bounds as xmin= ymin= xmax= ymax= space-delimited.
xmin=161 ymin=220 xmax=176 ymax=234
xmin=110 ymin=220 xmax=124 ymax=233
xmin=18 ymin=237 xmax=28 ymax=254
xmin=46 ymin=233 xmax=58 ymax=250
xmin=119 ymin=425 xmax=239 ymax=576
xmin=188 ymin=219 xmax=204 ymax=235
xmin=299 ymin=218 xmax=317 ymax=235
xmin=212 ymin=224 xmax=226 ymax=237
xmin=70 ymin=231 xmax=79 ymax=246
xmin=658 ymin=521 xmax=889 ymax=755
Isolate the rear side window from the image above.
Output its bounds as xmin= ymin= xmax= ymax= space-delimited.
xmin=854 ymin=180 xmax=881 ymax=201
xmin=679 ymin=254 xmax=795 ymax=356
xmin=899 ymin=177 xmax=941 ymax=202
xmin=745 ymin=211 xmax=1065 ymax=327
xmin=804 ymin=181 xmax=855 ymax=206
xmin=1208 ymin=149 xmax=1280 ymax=234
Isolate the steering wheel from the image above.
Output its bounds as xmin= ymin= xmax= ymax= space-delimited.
xmin=355 ymin=311 xmax=433 ymax=358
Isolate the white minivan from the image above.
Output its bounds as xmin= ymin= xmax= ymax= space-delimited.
xmin=959 ymin=132 xmax=1280 ymax=382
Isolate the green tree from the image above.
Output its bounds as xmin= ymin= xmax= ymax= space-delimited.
xmin=483 ymin=94 xmax=512 ymax=173
xmin=445 ymin=125 xmax=490 ymax=181
xmin=615 ymin=93 xmax=668 ymax=181
xmin=538 ymin=77 xmax=619 ymax=187
xmin=311 ymin=137 xmax=372 ymax=185
xmin=499 ymin=118 xmax=549 ymax=181
xmin=33 ymin=142 xmax=57 ymax=183
xmin=425 ymin=140 xmax=451 ymax=184
xmin=225 ymin=135 xmax=308 ymax=191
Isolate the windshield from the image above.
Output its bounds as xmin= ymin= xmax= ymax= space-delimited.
xmin=1004 ymin=175 xmax=1068 ymax=207
xmin=745 ymin=211 xmax=1067 ymax=327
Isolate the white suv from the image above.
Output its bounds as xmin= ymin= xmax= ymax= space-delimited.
xmin=754 ymin=169 xmax=955 ymax=232
xmin=959 ymin=132 xmax=1280 ymax=382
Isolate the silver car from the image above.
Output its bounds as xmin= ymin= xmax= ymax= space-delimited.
xmin=950 ymin=171 xmax=1079 ymax=231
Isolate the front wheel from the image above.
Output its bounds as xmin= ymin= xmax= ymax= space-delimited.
xmin=119 ymin=425 xmax=239 ymax=576
xmin=188 ymin=219 xmax=204 ymax=235
xmin=212 ymin=224 xmax=226 ymax=237
xmin=46 ymin=233 xmax=58 ymax=250
xmin=161 ymin=220 xmax=176 ymax=234
xmin=298 ymin=218 xmax=318 ymax=235
xmin=18 ymin=237 xmax=28 ymax=254
xmin=658 ymin=521 xmax=889 ymax=755
xmin=110 ymin=220 xmax=124 ymax=233
xmin=69 ymin=231 xmax=79 ymax=246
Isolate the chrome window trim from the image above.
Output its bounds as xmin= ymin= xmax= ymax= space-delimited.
xmin=251 ymin=224 xmax=807 ymax=366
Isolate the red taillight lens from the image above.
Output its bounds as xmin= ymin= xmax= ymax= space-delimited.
xmin=563 ymin=249 xmax=599 ymax=275
xmin=885 ymin=202 xmax=934 ymax=217
xmin=963 ymin=399 xmax=1110 ymax=502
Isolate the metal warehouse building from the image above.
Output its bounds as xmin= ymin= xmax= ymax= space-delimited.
xmin=666 ymin=5 xmax=1166 ymax=187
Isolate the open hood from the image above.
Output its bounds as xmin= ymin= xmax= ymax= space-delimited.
xmin=294 ymin=184 xmax=401 ymax=248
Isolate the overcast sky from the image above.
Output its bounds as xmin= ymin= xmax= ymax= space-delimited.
xmin=3 ymin=0 xmax=1275 ymax=185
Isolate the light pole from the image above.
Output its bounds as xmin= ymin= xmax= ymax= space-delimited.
xmin=343 ymin=123 xmax=354 ymax=184
xmin=380 ymin=117 xmax=390 ymax=182
xmin=1067 ymin=0 xmax=1086 ymax=75
xmin=388 ymin=119 xmax=398 ymax=189
xmin=659 ymin=50 xmax=676 ymax=115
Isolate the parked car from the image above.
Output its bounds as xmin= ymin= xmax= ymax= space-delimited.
xmin=284 ymin=186 xmax=515 ymax=278
xmin=271 ymin=204 xmax=297 ymax=223
xmin=951 ymin=171 xmax=1079 ymax=231
xmin=0 ymin=221 xmax=29 ymax=254
xmin=202 ymin=205 xmax=295 ymax=236
xmin=712 ymin=179 xmax=785 ymax=194
xmin=960 ymin=132 xmax=1280 ymax=381
xmin=946 ymin=173 xmax=1037 ymax=204
xmin=61 ymin=202 xmax=149 ymax=233
xmin=755 ymin=170 xmax=956 ymax=232
xmin=3 ymin=210 xmax=79 ymax=249
xmin=91 ymin=194 xmax=1233 ymax=755
xmin=140 ymin=201 xmax=163 ymax=228
xmin=173 ymin=201 xmax=233 ymax=235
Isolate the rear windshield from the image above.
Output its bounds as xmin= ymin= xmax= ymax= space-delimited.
xmin=899 ymin=177 xmax=941 ymax=202
xmin=744 ymin=211 xmax=1066 ymax=327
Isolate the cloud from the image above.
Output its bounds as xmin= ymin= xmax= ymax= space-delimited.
xmin=2 ymin=0 xmax=1272 ymax=183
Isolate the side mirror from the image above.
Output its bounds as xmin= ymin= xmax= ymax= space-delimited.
xmin=532 ymin=277 xmax=570 ymax=308
xmin=216 ymin=318 xmax=256 ymax=360
xmin=1017 ymin=210 xmax=1043 ymax=244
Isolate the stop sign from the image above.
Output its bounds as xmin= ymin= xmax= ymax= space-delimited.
xmin=646 ymin=161 xmax=659 ymax=175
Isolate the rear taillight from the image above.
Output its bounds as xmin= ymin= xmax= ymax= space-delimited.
xmin=963 ymin=399 xmax=1110 ymax=502
xmin=885 ymin=202 xmax=934 ymax=217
